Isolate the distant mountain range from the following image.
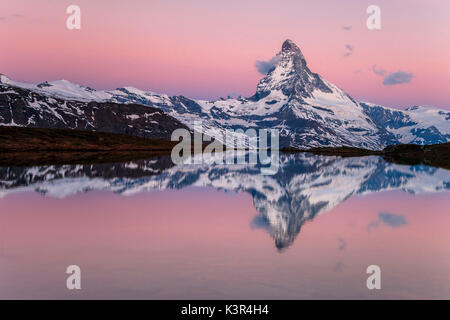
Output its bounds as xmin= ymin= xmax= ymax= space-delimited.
xmin=1 ymin=39 xmax=449 ymax=149
xmin=1 ymin=153 xmax=448 ymax=250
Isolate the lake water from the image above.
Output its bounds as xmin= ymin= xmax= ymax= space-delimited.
xmin=0 ymin=153 xmax=449 ymax=299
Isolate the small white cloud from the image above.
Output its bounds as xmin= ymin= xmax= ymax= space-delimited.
xmin=255 ymin=56 xmax=280 ymax=75
xmin=383 ymin=71 xmax=414 ymax=86
xmin=372 ymin=65 xmax=414 ymax=86
xmin=344 ymin=44 xmax=353 ymax=57
xmin=368 ymin=212 xmax=407 ymax=231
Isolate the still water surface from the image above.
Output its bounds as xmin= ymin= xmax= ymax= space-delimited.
xmin=0 ymin=153 xmax=449 ymax=299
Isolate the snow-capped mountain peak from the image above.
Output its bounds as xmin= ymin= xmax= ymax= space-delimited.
xmin=1 ymin=39 xmax=449 ymax=149
xmin=34 ymin=79 xmax=113 ymax=101
xmin=255 ymin=39 xmax=334 ymax=102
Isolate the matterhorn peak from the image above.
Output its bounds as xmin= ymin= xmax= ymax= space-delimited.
xmin=280 ymin=39 xmax=306 ymax=65
xmin=254 ymin=39 xmax=332 ymax=100
xmin=281 ymin=39 xmax=300 ymax=53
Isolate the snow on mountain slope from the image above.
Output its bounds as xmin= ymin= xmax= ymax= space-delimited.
xmin=408 ymin=106 xmax=450 ymax=132
xmin=1 ymin=39 xmax=449 ymax=149
xmin=0 ymin=75 xmax=111 ymax=101
xmin=361 ymin=102 xmax=450 ymax=145
xmin=36 ymin=80 xmax=113 ymax=101
xmin=0 ymin=83 xmax=190 ymax=140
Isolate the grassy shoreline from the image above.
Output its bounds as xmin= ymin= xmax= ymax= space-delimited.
xmin=0 ymin=127 xmax=449 ymax=170
xmin=282 ymin=143 xmax=450 ymax=170
xmin=0 ymin=126 xmax=177 ymax=166
xmin=0 ymin=126 xmax=178 ymax=152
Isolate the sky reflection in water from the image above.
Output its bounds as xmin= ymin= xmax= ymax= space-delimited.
xmin=0 ymin=153 xmax=449 ymax=299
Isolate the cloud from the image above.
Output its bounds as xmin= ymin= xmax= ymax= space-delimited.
xmin=344 ymin=44 xmax=353 ymax=57
xmin=337 ymin=237 xmax=347 ymax=251
xmin=372 ymin=65 xmax=414 ymax=86
xmin=0 ymin=13 xmax=24 ymax=22
xmin=382 ymin=70 xmax=414 ymax=86
xmin=255 ymin=56 xmax=280 ymax=75
xmin=378 ymin=212 xmax=407 ymax=227
xmin=372 ymin=64 xmax=386 ymax=76
xmin=342 ymin=26 xmax=352 ymax=31
xmin=368 ymin=212 xmax=407 ymax=231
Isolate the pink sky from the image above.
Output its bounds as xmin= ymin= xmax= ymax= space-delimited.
xmin=1 ymin=0 xmax=449 ymax=109
xmin=0 ymin=188 xmax=449 ymax=298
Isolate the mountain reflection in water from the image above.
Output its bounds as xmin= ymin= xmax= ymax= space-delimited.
xmin=0 ymin=153 xmax=449 ymax=251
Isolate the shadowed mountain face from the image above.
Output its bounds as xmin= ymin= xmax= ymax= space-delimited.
xmin=0 ymin=85 xmax=189 ymax=140
xmin=1 ymin=153 xmax=448 ymax=251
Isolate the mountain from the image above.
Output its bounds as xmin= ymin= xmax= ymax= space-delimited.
xmin=1 ymin=39 xmax=449 ymax=149
xmin=361 ymin=102 xmax=450 ymax=145
xmin=0 ymin=152 xmax=448 ymax=250
xmin=0 ymin=77 xmax=189 ymax=140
